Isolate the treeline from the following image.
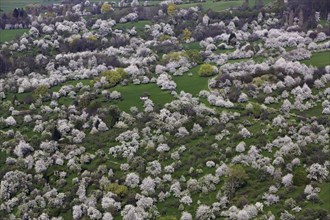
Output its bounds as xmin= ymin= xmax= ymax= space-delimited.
xmin=286 ymin=0 xmax=329 ymax=19
xmin=0 ymin=8 xmax=30 ymax=30
xmin=282 ymin=0 xmax=330 ymax=29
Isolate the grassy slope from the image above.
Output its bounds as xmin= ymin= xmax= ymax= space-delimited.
xmin=177 ymin=0 xmax=273 ymax=11
xmin=0 ymin=0 xmax=104 ymax=12
xmin=110 ymin=83 xmax=174 ymax=112
xmin=0 ymin=29 xmax=29 ymax=43
xmin=174 ymin=65 xmax=210 ymax=96
xmin=0 ymin=0 xmax=273 ymax=12
xmin=0 ymin=0 xmax=61 ymax=12
xmin=178 ymin=0 xmax=243 ymax=11
xmin=1 ymin=1 xmax=330 ymax=218
xmin=113 ymin=20 xmax=152 ymax=36
xmin=114 ymin=20 xmax=152 ymax=30
xmin=301 ymin=51 xmax=330 ymax=67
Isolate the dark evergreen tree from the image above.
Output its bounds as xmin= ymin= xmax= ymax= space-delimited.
xmin=228 ymin=33 xmax=236 ymax=45
xmin=52 ymin=126 xmax=62 ymax=141
xmin=95 ymin=119 xmax=100 ymax=129
xmin=13 ymin=8 xmax=19 ymax=18
xmin=0 ymin=55 xmax=10 ymax=75
xmin=18 ymin=8 xmax=26 ymax=17
xmin=12 ymin=94 xmax=17 ymax=105
xmin=109 ymin=105 xmax=121 ymax=128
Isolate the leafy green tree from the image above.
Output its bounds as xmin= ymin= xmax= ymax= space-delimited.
xmin=108 ymin=105 xmax=121 ymax=128
xmin=185 ymin=50 xmax=202 ymax=64
xmin=182 ymin=29 xmax=191 ymax=41
xmin=101 ymin=68 xmax=127 ymax=87
xmin=293 ymin=169 xmax=308 ymax=186
xmin=297 ymin=208 xmax=329 ymax=220
xmin=198 ymin=63 xmax=216 ymax=77
xmin=223 ymin=165 xmax=249 ymax=198
xmin=101 ymin=2 xmax=112 ymax=13
xmin=105 ymin=183 xmax=128 ymax=197
xmin=228 ymin=165 xmax=249 ymax=187
xmin=167 ymin=3 xmax=176 ymax=16
xmin=33 ymin=85 xmax=49 ymax=100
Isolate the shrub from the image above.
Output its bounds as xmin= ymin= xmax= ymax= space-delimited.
xmin=101 ymin=2 xmax=112 ymax=14
xmin=182 ymin=29 xmax=191 ymax=41
xmin=100 ymin=68 xmax=127 ymax=87
xmin=297 ymin=208 xmax=329 ymax=220
xmin=198 ymin=64 xmax=217 ymax=77
xmin=228 ymin=165 xmax=249 ymax=188
xmin=86 ymin=100 xmax=102 ymax=115
xmin=167 ymin=3 xmax=176 ymax=16
xmin=185 ymin=50 xmax=202 ymax=64
xmin=293 ymin=169 xmax=308 ymax=186
xmin=105 ymin=183 xmax=128 ymax=197
xmin=33 ymin=85 xmax=49 ymax=100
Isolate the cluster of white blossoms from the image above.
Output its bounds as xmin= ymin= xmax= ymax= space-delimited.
xmin=156 ymin=73 xmax=177 ymax=90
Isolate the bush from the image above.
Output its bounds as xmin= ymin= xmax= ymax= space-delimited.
xmin=198 ymin=63 xmax=217 ymax=77
xmin=293 ymin=169 xmax=308 ymax=186
xmin=185 ymin=50 xmax=202 ymax=64
xmin=228 ymin=86 xmax=241 ymax=102
xmin=100 ymin=68 xmax=127 ymax=87
xmin=227 ymin=165 xmax=249 ymax=188
xmin=182 ymin=29 xmax=191 ymax=41
xmin=86 ymin=100 xmax=102 ymax=115
xmin=105 ymin=183 xmax=128 ymax=197
xmin=32 ymin=85 xmax=49 ymax=100
xmin=297 ymin=208 xmax=329 ymax=220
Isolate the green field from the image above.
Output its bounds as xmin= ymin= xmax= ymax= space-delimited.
xmin=0 ymin=0 xmax=103 ymax=13
xmin=110 ymin=83 xmax=174 ymax=112
xmin=0 ymin=0 xmax=61 ymax=12
xmin=114 ymin=20 xmax=152 ymax=36
xmin=0 ymin=29 xmax=29 ymax=43
xmin=302 ymin=51 xmax=330 ymax=67
xmin=178 ymin=0 xmax=241 ymax=11
xmin=0 ymin=0 xmax=274 ymax=13
xmin=174 ymin=65 xmax=210 ymax=96
xmin=177 ymin=0 xmax=273 ymax=11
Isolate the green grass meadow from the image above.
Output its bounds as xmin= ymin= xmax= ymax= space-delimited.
xmin=302 ymin=51 xmax=330 ymax=67
xmin=0 ymin=0 xmax=61 ymax=12
xmin=177 ymin=0 xmax=273 ymax=11
xmin=174 ymin=65 xmax=210 ymax=96
xmin=110 ymin=83 xmax=174 ymax=112
xmin=0 ymin=29 xmax=29 ymax=43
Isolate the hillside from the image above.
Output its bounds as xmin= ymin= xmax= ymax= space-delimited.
xmin=0 ymin=0 xmax=329 ymax=219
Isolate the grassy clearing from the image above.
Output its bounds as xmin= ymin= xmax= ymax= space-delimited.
xmin=319 ymin=20 xmax=330 ymax=28
xmin=0 ymin=0 xmax=104 ymax=12
xmin=177 ymin=0 xmax=273 ymax=11
xmin=113 ymin=20 xmax=152 ymax=34
xmin=182 ymin=41 xmax=201 ymax=50
xmin=301 ymin=51 xmax=330 ymax=67
xmin=226 ymin=56 xmax=265 ymax=64
xmin=317 ymin=182 xmax=330 ymax=212
xmin=50 ymin=79 xmax=92 ymax=92
xmin=0 ymin=29 xmax=29 ymax=43
xmin=177 ymin=0 xmax=242 ymax=11
xmin=0 ymin=0 xmax=61 ymax=12
xmin=173 ymin=65 xmax=210 ymax=96
xmin=110 ymin=83 xmax=173 ymax=112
